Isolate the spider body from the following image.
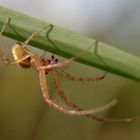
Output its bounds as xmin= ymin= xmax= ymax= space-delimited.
xmin=12 ymin=42 xmax=31 ymax=68
xmin=12 ymin=42 xmax=58 ymax=74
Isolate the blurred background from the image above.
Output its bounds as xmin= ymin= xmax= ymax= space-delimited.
xmin=0 ymin=0 xmax=140 ymax=140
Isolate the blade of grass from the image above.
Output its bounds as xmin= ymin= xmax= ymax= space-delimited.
xmin=0 ymin=6 xmax=140 ymax=81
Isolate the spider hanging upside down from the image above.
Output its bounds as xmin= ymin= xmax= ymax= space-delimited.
xmin=0 ymin=18 xmax=139 ymax=122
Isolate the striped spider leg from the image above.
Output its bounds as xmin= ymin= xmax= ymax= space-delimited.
xmin=43 ymin=56 xmax=139 ymax=122
xmin=39 ymin=67 xmax=117 ymax=116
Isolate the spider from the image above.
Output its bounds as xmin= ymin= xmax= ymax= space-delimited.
xmin=0 ymin=18 xmax=139 ymax=122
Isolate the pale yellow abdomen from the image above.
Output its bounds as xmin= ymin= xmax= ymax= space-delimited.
xmin=12 ymin=42 xmax=31 ymax=68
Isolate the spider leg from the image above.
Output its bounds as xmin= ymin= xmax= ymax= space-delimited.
xmin=41 ymin=41 xmax=97 ymax=71
xmin=10 ymin=55 xmax=31 ymax=64
xmin=22 ymin=24 xmax=53 ymax=48
xmin=0 ymin=47 xmax=30 ymax=65
xmin=50 ymin=70 xmax=140 ymax=122
xmin=0 ymin=17 xmax=10 ymax=36
xmin=0 ymin=46 xmax=10 ymax=64
xmin=51 ymin=71 xmax=117 ymax=122
xmin=51 ymin=70 xmax=114 ymax=112
xmin=39 ymin=69 xmax=117 ymax=116
xmin=56 ymin=68 xmax=107 ymax=81
xmin=41 ymin=57 xmax=76 ymax=70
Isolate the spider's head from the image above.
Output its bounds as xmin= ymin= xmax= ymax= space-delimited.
xmin=12 ymin=42 xmax=31 ymax=68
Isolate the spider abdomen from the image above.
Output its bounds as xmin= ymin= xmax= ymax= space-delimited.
xmin=12 ymin=42 xmax=31 ymax=68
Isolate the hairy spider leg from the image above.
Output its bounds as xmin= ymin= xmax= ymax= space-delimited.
xmin=51 ymin=71 xmax=118 ymax=122
xmin=41 ymin=41 xmax=107 ymax=77
xmin=51 ymin=71 xmax=140 ymax=122
xmin=56 ymin=68 xmax=107 ymax=81
xmin=39 ymin=69 xmax=117 ymax=115
xmin=41 ymin=52 xmax=89 ymax=70
xmin=21 ymin=24 xmax=53 ymax=56
xmin=22 ymin=24 xmax=53 ymax=54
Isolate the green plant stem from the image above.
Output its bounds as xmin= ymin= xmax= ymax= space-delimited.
xmin=0 ymin=6 xmax=140 ymax=81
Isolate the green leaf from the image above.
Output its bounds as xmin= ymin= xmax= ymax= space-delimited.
xmin=0 ymin=5 xmax=140 ymax=81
